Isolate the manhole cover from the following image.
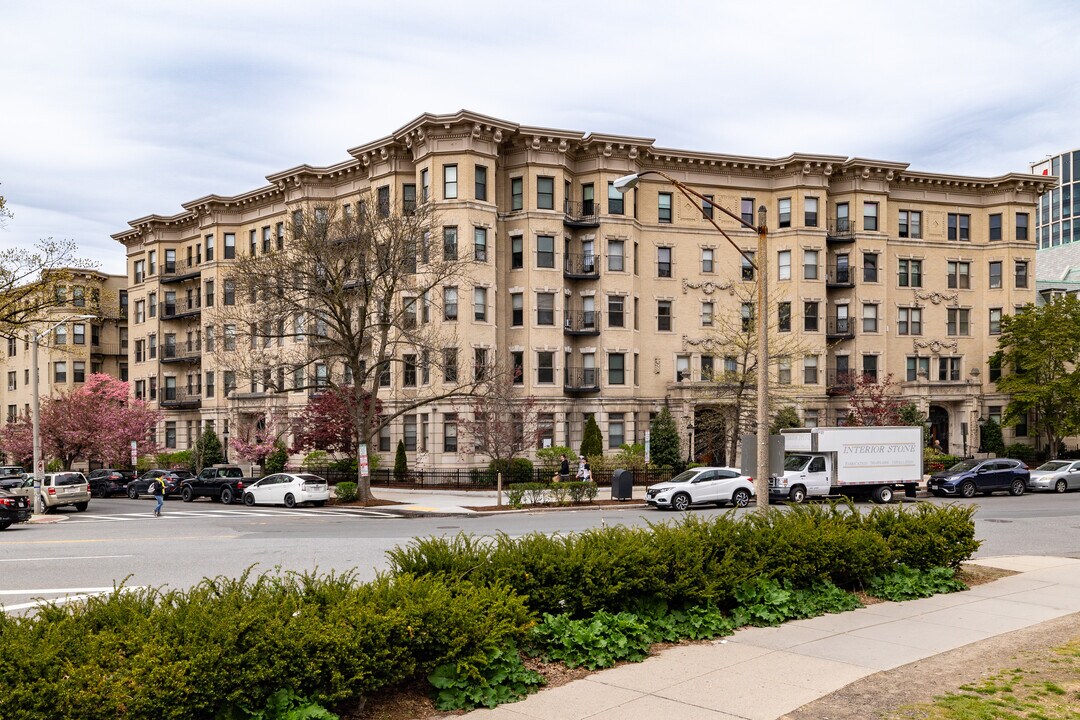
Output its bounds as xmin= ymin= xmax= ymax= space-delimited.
xmin=983 ymin=519 xmax=1012 ymax=523
xmin=436 ymin=526 xmax=459 ymax=530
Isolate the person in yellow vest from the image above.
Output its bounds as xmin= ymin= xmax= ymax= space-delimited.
xmin=151 ymin=475 xmax=165 ymax=517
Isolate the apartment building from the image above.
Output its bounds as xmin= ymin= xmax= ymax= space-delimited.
xmin=0 ymin=269 xmax=128 ymax=426
xmin=112 ymin=110 xmax=1050 ymax=464
xmin=1031 ymin=150 xmax=1080 ymax=301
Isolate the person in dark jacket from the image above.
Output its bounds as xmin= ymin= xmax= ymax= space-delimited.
xmin=151 ymin=475 xmax=165 ymax=517
xmin=559 ymin=454 xmax=570 ymax=482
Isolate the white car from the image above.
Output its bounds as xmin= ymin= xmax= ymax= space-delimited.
xmin=1027 ymin=460 xmax=1080 ymax=493
xmin=242 ymin=473 xmax=330 ymax=508
xmin=646 ymin=466 xmax=755 ymax=511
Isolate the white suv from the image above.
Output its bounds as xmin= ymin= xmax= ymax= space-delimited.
xmin=646 ymin=466 xmax=755 ymax=511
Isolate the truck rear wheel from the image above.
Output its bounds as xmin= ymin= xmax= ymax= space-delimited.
xmin=181 ymin=486 xmax=194 ymax=502
xmin=220 ymin=487 xmax=234 ymax=504
xmin=788 ymin=486 xmax=806 ymax=504
xmin=871 ymin=486 xmax=894 ymax=504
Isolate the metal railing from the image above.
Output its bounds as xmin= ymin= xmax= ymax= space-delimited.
xmin=827 ymin=218 xmax=855 ymax=240
xmin=825 ymin=369 xmax=857 ymax=395
xmin=160 ymin=258 xmax=202 ymax=280
xmin=563 ymin=310 xmax=600 ymax=334
xmin=302 ymin=465 xmax=674 ymax=489
xmin=162 ymin=298 xmax=202 ymax=319
xmin=563 ymin=252 xmax=600 ymax=277
xmin=564 ymin=366 xmax=601 ymax=391
xmin=825 ymin=316 xmax=855 ymax=338
xmin=564 ymin=199 xmax=599 ymax=225
xmin=826 ymin=264 xmax=855 ymax=286
xmin=160 ymin=388 xmax=202 ymax=407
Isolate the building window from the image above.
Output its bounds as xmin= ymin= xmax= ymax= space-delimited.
xmin=699 ymin=355 xmax=713 ymax=380
xmin=536 ymin=293 xmax=555 ymax=325
xmin=474 ymin=348 xmax=488 ymax=381
xmin=947 ymin=261 xmax=971 ymax=289
xmin=511 ymin=293 xmax=523 ymax=326
xmin=378 ymin=425 xmax=391 ymax=453
xmin=777 ymin=250 xmax=791 ymax=280
xmin=701 ymin=302 xmax=714 ymax=327
xmin=741 ymin=302 xmax=754 ymax=332
xmin=741 ymin=198 xmax=755 ymax=225
xmin=803 ymin=249 xmax=818 ymax=280
xmin=896 ymin=209 xmax=920 ymax=239
xmin=777 ymin=357 xmax=791 ymax=385
xmin=739 ymin=250 xmax=754 ymax=280
xmin=702 ymin=248 xmax=714 ymax=273
xmin=224 ymin=324 xmax=236 ymax=351
xmin=863 ymin=355 xmax=879 ymax=382
xmin=906 ymin=356 xmax=930 ymax=382
xmin=607 ymin=295 xmax=625 ymax=328
xmin=835 ymin=202 xmax=849 ymax=232
xmin=862 ymin=304 xmax=878 ymax=333
xmin=657 ymin=192 xmax=673 ymax=223
xmin=778 ymin=302 xmax=791 ymax=332
xmin=204 ymin=280 xmax=215 ymax=308
xmin=898 ymin=259 xmax=923 ymax=287
xmin=803 ymin=356 xmax=818 ymax=384
xmin=535 ymin=351 xmax=555 ymax=384
xmin=72 ymin=323 xmax=85 ymax=345
xmin=509 ymin=351 xmax=524 ymax=385
xmin=511 ymin=235 xmax=523 ymax=269
xmin=443 ymin=414 xmax=458 ymax=453
xmin=223 ymin=233 xmax=235 ymax=259
xmin=474 ymin=227 xmax=487 ymax=262
xmin=536 ymin=235 xmax=555 ymax=268
xmin=475 ymin=165 xmax=487 ymax=201
xmin=443 ymin=165 xmax=458 ymax=199
xmin=1016 ymin=213 xmax=1029 ymax=241
xmin=938 ymin=357 xmax=961 ymax=382
xmin=608 ymin=239 xmax=624 ymax=271
xmin=420 ymin=168 xmax=430 ymax=202
xmin=54 ymin=361 xmax=67 ymax=383
xmin=947 ymin=308 xmax=970 ymax=336
xmin=537 ymin=176 xmax=554 ymax=210
xmin=224 ymin=279 xmax=235 ymax=305
xmin=657 ymin=247 xmax=672 ymax=277
xmin=54 ymin=324 xmax=67 ymax=345
xmin=608 ymin=413 xmax=625 ymax=449
xmin=608 ymin=182 xmax=624 ymax=214
xmin=511 ymin=177 xmax=523 ymax=210
xmin=438 ymin=226 xmax=457 ymax=260
xmin=989 ymin=355 xmax=1002 ymax=382
xmin=657 ymin=300 xmax=672 ymax=331
xmin=862 ymin=252 xmax=879 ymax=283
xmin=948 ymin=213 xmax=970 ymax=241
xmin=989 ymin=261 xmax=1002 ymax=288
xmin=473 ymin=287 xmax=487 ymax=321
xmin=804 ymin=197 xmax=818 ymax=227
xmin=778 ymin=198 xmax=791 ymax=228
xmin=699 ymin=194 xmax=714 ymax=220
xmin=403 ymin=355 xmax=417 ymax=387
xmin=804 ymin=301 xmax=819 ymax=332
xmin=608 ymin=353 xmax=625 ymax=385
xmin=989 ymin=213 xmax=1002 ymax=241
xmin=989 ymin=308 xmax=1002 ymax=335
xmin=1015 ymin=261 xmax=1029 ymax=288
xmin=443 ymin=348 xmax=458 ymax=382
xmin=898 ymin=307 xmax=922 ymax=335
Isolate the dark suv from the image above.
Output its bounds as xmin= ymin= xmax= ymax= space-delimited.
xmin=0 ymin=487 xmax=32 ymax=530
xmin=928 ymin=458 xmax=1030 ymax=498
xmin=88 ymin=469 xmax=135 ymax=498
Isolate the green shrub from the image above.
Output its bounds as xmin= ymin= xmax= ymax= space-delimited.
xmin=524 ymin=483 xmax=546 ymax=506
xmin=865 ymin=502 xmax=980 ymax=569
xmin=980 ymin=418 xmax=1006 ymax=455
xmin=549 ymin=483 xmax=569 ymax=506
xmin=303 ymin=450 xmax=331 ymax=467
xmin=580 ymin=416 xmax=603 ymax=457
xmin=649 ymin=408 xmax=682 ymax=470
xmin=1004 ymin=443 xmax=1035 ymax=463
xmin=394 ymin=440 xmax=408 ymax=480
xmin=868 ymin=565 xmax=967 ymax=601
xmin=429 ymin=644 xmax=544 ymax=711
xmin=263 ymin=443 xmax=288 ymax=474
xmin=505 ymin=485 xmax=526 ymax=508
xmin=488 ymin=457 xmax=534 ymax=484
xmin=334 ymin=482 xmax=358 ymax=502
xmin=536 ymin=446 xmax=576 ymax=472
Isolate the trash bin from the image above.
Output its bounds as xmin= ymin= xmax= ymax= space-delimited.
xmin=611 ymin=469 xmax=634 ymax=501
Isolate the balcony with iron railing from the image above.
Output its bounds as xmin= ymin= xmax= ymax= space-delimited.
xmin=825 ymin=264 xmax=856 ymax=289
xmin=160 ymin=387 xmax=202 ymax=408
xmin=564 ymin=366 xmax=601 ymax=394
xmin=825 ymin=369 xmax=857 ymax=396
xmin=563 ymin=310 xmax=601 ymax=336
xmin=160 ymin=258 xmax=202 ymax=283
xmin=826 ymin=218 xmax=856 ymax=243
xmin=161 ymin=341 xmax=202 ymax=364
xmin=89 ymin=341 xmax=124 ymax=356
xmin=162 ymin=297 xmax=202 ymax=320
xmin=825 ymin=315 xmax=855 ymax=340
xmin=563 ymin=252 xmax=600 ymax=280
xmin=563 ymin=199 xmax=600 ymax=228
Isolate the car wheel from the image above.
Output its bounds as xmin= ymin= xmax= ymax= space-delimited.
xmin=1009 ymin=479 xmax=1026 ymax=496
xmin=128 ymin=485 xmax=139 ymax=500
xmin=1055 ymin=479 xmax=1067 ymax=494
xmin=0 ymin=520 xmax=11 ymax=530
xmin=960 ymin=481 xmax=977 ymax=498
xmin=284 ymin=493 xmax=296 ymax=509
xmin=39 ymin=502 xmax=52 ymax=514
xmin=220 ymin=487 xmax=234 ymax=504
xmin=243 ymin=492 xmax=255 ymax=506
xmin=670 ymin=493 xmax=691 ymax=511
xmin=872 ymin=485 xmax=894 ymax=504
xmin=312 ymin=500 xmax=326 ymax=507
xmin=731 ymin=488 xmax=751 ymax=508
xmin=181 ymin=486 xmax=194 ymax=502
xmin=788 ymin=486 xmax=807 ymax=504
xmin=75 ymin=501 xmax=89 ymax=512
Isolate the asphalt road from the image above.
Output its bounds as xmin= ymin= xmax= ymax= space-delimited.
xmin=2 ymin=491 xmax=1079 ymax=613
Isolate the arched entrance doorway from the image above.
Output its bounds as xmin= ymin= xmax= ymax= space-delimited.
xmin=928 ymin=405 xmax=949 ymax=451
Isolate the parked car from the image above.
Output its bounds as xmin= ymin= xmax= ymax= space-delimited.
xmin=127 ymin=469 xmax=194 ymax=499
xmin=0 ymin=466 xmax=26 ymax=491
xmin=87 ymin=469 xmax=135 ymax=498
xmin=1027 ymin=460 xmax=1080 ymax=493
xmin=242 ymin=473 xmax=330 ymax=508
xmin=180 ymin=466 xmax=248 ymax=503
xmin=0 ymin=487 xmax=32 ymax=530
xmin=646 ymin=466 xmax=755 ymax=511
xmin=38 ymin=472 xmax=91 ymax=513
xmin=927 ymin=458 xmax=1030 ymax=498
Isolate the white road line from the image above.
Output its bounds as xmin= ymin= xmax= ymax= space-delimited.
xmin=1 ymin=586 xmax=146 ymax=613
xmin=0 ymin=554 xmax=134 ymax=563
xmin=0 ymin=586 xmax=134 ymax=595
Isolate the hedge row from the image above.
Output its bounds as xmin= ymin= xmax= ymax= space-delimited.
xmin=0 ymin=571 xmax=530 ymax=720
xmin=387 ymin=501 xmax=980 ymax=617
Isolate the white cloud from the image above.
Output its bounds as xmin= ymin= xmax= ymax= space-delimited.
xmin=1 ymin=0 xmax=1078 ymax=274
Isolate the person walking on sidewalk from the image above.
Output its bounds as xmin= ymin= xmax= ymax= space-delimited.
xmin=151 ymin=475 xmax=165 ymax=517
xmin=559 ymin=454 xmax=571 ymax=482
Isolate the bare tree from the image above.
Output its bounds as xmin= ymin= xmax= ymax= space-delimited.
xmin=0 ymin=240 xmax=99 ymax=338
xmin=218 ymin=193 xmax=483 ymax=501
xmin=458 ymin=360 xmax=544 ymax=473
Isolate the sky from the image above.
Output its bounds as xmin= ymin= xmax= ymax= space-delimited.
xmin=2 ymin=0 xmax=1079 ymax=275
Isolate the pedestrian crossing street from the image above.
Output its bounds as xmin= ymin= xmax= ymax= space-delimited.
xmin=64 ymin=506 xmax=401 ymax=523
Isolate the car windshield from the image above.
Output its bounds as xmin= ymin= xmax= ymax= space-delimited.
xmin=55 ymin=473 xmax=84 ymax=486
xmin=784 ymin=455 xmax=812 ymax=472
xmin=1035 ymin=461 xmax=1070 ymax=471
xmin=665 ymin=470 xmax=701 ymax=484
xmin=947 ymin=460 xmax=982 ymax=473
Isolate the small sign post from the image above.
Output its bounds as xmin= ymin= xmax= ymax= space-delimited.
xmin=358 ymin=443 xmax=369 ymax=478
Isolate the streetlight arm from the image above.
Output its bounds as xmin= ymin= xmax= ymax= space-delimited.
xmin=32 ymin=313 xmax=97 ymax=342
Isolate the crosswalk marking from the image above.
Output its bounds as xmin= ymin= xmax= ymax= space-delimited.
xmin=64 ymin=506 xmax=400 ymax=523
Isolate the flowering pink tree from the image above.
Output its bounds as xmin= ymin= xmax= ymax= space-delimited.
xmin=0 ymin=412 xmax=33 ymax=466
xmin=3 ymin=374 xmax=160 ymax=470
xmin=229 ymin=411 xmax=286 ymax=465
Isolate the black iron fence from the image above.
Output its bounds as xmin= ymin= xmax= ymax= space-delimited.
xmin=300 ymin=466 xmax=674 ymax=489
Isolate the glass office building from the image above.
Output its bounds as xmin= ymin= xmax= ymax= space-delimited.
xmin=1032 ymin=150 xmax=1080 ymax=249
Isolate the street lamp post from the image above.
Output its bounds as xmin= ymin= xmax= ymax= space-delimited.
xmin=614 ymin=170 xmax=770 ymax=510
xmin=222 ymin=424 xmax=230 ymax=464
xmin=30 ymin=314 xmax=96 ymax=514
xmin=686 ymin=421 xmax=695 ymax=465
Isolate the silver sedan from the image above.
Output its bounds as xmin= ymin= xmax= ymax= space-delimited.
xmin=1027 ymin=460 xmax=1080 ymax=493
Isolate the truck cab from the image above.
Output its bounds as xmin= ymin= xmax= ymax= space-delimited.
xmin=779 ymin=454 xmax=832 ymax=501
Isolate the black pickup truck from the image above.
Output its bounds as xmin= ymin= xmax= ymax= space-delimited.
xmin=179 ymin=466 xmax=248 ymax=504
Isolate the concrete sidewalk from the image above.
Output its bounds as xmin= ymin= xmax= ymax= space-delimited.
xmin=371 ymin=485 xmax=649 ymax=515
xmin=465 ymin=556 xmax=1080 ymax=720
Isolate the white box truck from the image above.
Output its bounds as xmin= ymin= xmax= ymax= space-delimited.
xmin=769 ymin=426 xmax=923 ymax=504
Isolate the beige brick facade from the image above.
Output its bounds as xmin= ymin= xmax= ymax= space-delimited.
xmin=112 ymin=110 xmax=1051 ymax=465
